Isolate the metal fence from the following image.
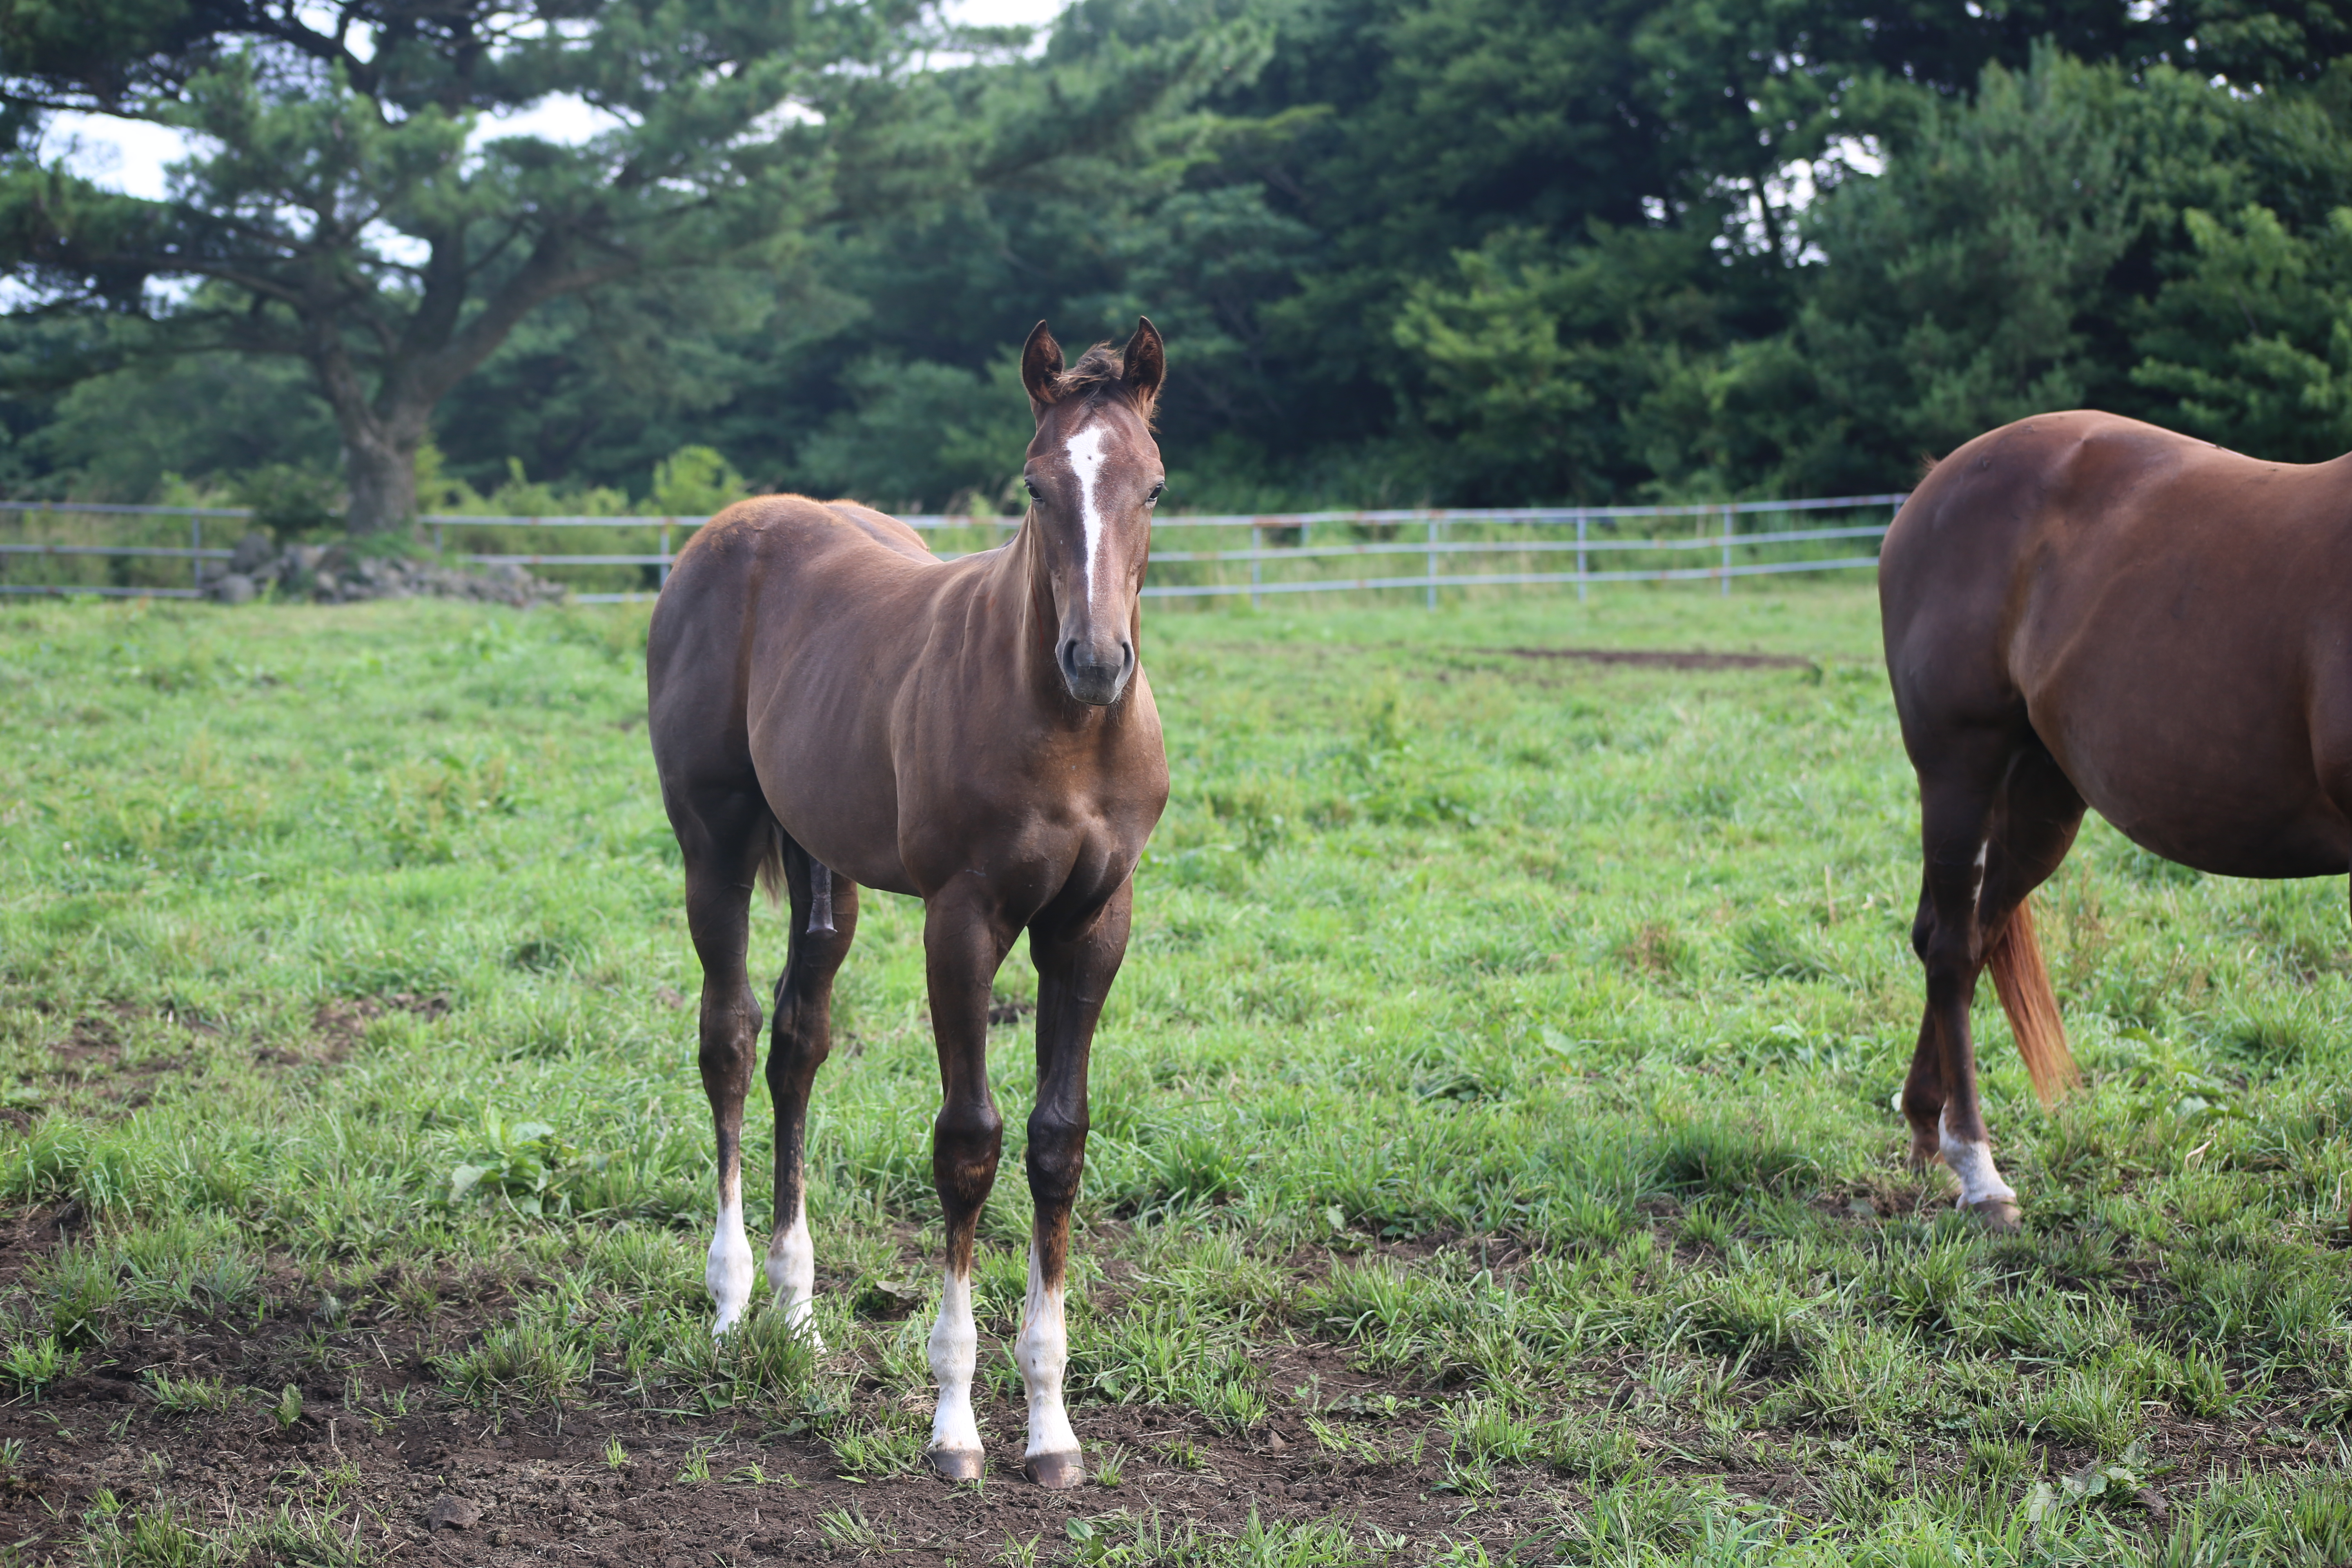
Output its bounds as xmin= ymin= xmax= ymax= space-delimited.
xmin=0 ymin=492 xmax=1908 ymax=605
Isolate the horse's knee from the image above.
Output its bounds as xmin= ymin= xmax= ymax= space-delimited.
xmin=933 ymin=1103 xmax=1005 ymax=1206
xmin=1025 ymin=1110 xmax=1088 ymax=1209
xmin=698 ymin=994 xmax=760 ymax=1085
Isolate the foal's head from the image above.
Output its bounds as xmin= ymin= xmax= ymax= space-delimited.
xmin=1019 ymin=318 xmax=1166 ymax=707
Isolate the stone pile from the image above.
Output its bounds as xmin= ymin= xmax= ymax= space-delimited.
xmin=203 ymin=535 xmax=568 ymax=607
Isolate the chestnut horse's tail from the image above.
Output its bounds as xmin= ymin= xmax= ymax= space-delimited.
xmin=755 ymin=816 xmax=787 ymax=908
xmin=1987 ymin=896 xmax=2077 ymax=1105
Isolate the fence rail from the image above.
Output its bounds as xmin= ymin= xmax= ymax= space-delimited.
xmin=0 ymin=493 xmax=1908 ymax=605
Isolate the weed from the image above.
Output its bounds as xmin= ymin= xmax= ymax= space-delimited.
xmin=0 ymin=1333 xmax=67 ymax=1392
xmin=144 ymin=1369 xmax=234 ymax=1415
xmin=675 ymin=1437 xmax=719 ymax=1484
xmin=818 ymin=1506 xmax=886 ymax=1552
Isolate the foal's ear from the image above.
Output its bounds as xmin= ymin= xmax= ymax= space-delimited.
xmin=1121 ymin=316 xmax=1165 ymax=412
xmin=1021 ymin=321 xmax=1065 ymax=412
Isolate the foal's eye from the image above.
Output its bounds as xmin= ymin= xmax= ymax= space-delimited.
xmin=1146 ymin=484 xmax=1164 ymax=505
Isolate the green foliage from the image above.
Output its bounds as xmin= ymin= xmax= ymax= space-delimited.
xmin=445 ymin=1107 xmax=588 ymax=1218
xmin=22 ymin=0 xmax=2352 ymax=512
xmin=646 ymin=446 xmax=749 ymax=522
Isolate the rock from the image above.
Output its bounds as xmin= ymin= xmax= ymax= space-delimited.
xmin=228 ymin=533 xmax=275 ymax=574
xmin=204 ymin=537 xmax=567 ymax=608
xmin=425 ymin=1494 xmax=482 ymax=1532
xmin=855 ymin=1277 xmax=929 ymax=1319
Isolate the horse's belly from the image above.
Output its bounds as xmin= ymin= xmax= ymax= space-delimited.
xmin=2034 ymin=697 xmax=2352 ymax=878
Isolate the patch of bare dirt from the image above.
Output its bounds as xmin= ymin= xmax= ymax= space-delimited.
xmin=44 ymin=1005 xmax=199 ymax=1115
xmin=304 ymin=992 xmax=453 ymax=1063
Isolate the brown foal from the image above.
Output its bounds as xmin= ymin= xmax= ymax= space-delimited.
xmin=646 ymin=319 xmax=1171 ymax=1486
xmin=1882 ymin=410 xmax=2352 ymax=1224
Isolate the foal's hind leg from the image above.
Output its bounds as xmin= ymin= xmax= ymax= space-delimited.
xmin=1905 ymin=741 xmax=2081 ymax=1225
xmin=1015 ymin=883 xmax=1132 ymax=1489
xmin=673 ymin=788 xmax=773 ymax=1334
xmin=765 ymin=838 xmax=859 ymax=1336
xmin=921 ymin=884 xmax=1017 ymax=1481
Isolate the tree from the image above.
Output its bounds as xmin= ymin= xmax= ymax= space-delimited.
xmin=0 ymin=0 xmax=944 ymax=531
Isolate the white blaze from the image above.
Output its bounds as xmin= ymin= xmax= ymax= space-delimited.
xmin=1014 ymin=1244 xmax=1077 ymax=1464
xmin=1063 ymin=423 xmax=1112 ymax=613
xmin=706 ymin=1183 xmax=755 ymax=1335
xmin=1940 ymin=1107 xmax=2017 ymax=1208
xmin=928 ymin=1268 xmax=982 ymax=1460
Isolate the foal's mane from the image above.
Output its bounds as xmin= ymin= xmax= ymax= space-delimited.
xmin=1053 ymin=343 xmax=1159 ymax=425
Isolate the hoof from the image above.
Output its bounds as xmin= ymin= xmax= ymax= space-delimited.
xmin=1962 ymin=1196 xmax=2022 ymax=1232
xmin=1022 ymin=1450 xmax=1084 ymax=1489
xmin=928 ymin=1446 xmax=984 ymax=1483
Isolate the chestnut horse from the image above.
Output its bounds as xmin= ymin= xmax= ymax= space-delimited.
xmin=1882 ymin=409 xmax=2352 ymax=1224
xmin=645 ymin=319 xmax=1170 ymax=1485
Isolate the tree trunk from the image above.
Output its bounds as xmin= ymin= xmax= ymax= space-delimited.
xmin=337 ymin=411 xmax=425 ymax=536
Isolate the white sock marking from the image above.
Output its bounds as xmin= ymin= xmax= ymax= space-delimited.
xmin=1063 ymin=423 xmax=1111 ymax=613
xmin=928 ymin=1267 xmax=982 ymax=1459
xmin=1014 ymin=1244 xmax=1077 ymax=1463
xmin=706 ymin=1183 xmax=754 ymax=1336
xmin=1940 ymin=1107 xmax=2017 ymax=1208
xmin=766 ymin=1203 xmax=819 ymax=1342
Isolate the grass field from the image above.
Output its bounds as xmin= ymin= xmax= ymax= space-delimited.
xmin=4 ymin=581 xmax=2352 ymax=1566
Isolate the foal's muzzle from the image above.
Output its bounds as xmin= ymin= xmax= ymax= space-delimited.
xmin=1058 ymin=636 xmax=1135 ymax=706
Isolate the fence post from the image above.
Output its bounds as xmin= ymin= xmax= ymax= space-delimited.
xmin=1250 ymin=523 xmax=1261 ymax=611
xmin=1576 ymin=511 xmax=1588 ymax=603
xmin=1426 ymin=517 xmax=1439 ymax=610
xmin=434 ymin=521 xmax=445 ymax=556
xmin=191 ymin=514 xmax=201 ymax=593
xmin=660 ymin=519 xmax=675 ymax=590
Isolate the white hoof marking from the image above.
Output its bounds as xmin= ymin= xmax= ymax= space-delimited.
xmin=928 ymin=1267 xmax=982 ymax=1460
xmin=767 ymin=1207 xmax=820 ymax=1344
xmin=1015 ymin=1245 xmax=1077 ymax=1466
xmin=1939 ymin=1109 xmax=2017 ymax=1209
xmin=706 ymin=1192 xmax=755 ymax=1336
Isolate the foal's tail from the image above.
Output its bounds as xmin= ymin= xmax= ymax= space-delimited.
xmin=754 ymin=817 xmax=787 ymax=909
xmin=1987 ymin=896 xmax=2077 ymax=1106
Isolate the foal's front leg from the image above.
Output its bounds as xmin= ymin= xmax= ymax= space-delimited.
xmin=922 ymin=891 xmax=1014 ymax=1480
xmin=1017 ymin=884 xmax=1132 ymax=1489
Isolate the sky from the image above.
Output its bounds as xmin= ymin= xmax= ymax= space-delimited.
xmin=46 ymin=0 xmax=1070 ymax=201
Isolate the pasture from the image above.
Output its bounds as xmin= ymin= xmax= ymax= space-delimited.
xmin=2 ymin=584 xmax=2350 ymax=1566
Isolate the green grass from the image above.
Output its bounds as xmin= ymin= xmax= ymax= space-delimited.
xmin=3 ymin=582 xmax=2352 ymax=1562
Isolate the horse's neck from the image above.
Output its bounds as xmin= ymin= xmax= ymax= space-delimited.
xmin=980 ymin=518 xmax=1136 ymax=723
xmin=985 ymin=521 xmax=1070 ymax=705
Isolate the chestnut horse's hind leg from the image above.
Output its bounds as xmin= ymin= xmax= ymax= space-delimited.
xmin=1017 ymin=884 xmax=1132 ymax=1489
xmin=673 ymin=787 xmax=774 ymax=1334
xmin=766 ymin=837 xmax=859 ymax=1337
xmin=1906 ymin=741 xmax=2083 ymax=1226
xmin=921 ymin=888 xmax=1016 ymax=1481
